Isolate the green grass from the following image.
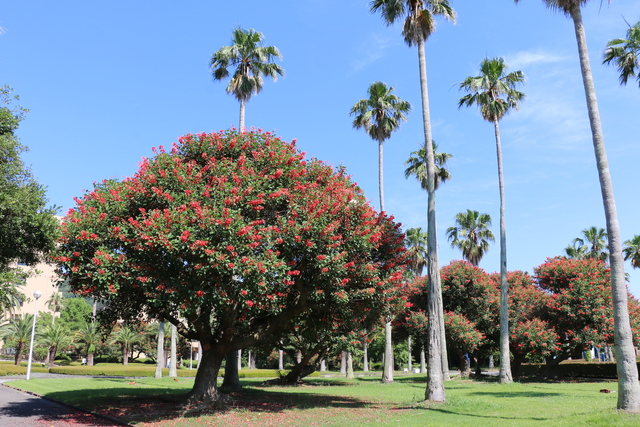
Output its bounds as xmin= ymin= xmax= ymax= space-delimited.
xmin=7 ymin=374 xmax=640 ymax=426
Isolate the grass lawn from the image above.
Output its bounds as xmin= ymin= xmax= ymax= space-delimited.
xmin=7 ymin=374 xmax=640 ymax=426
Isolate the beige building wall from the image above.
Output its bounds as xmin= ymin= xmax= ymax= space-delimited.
xmin=4 ymin=260 xmax=58 ymax=320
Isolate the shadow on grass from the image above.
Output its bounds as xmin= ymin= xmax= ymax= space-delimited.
xmin=39 ymin=384 xmax=375 ymax=424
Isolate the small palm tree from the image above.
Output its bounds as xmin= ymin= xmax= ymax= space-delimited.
xmin=603 ymin=20 xmax=640 ymax=87
xmin=0 ymin=272 xmax=26 ymax=315
xmin=0 ymin=314 xmax=33 ymax=365
xmin=514 ymin=0 xmax=640 ymax=410
xmin=110 ymin=324 xmax=143 ymax=365
xmin=38 ymin=322 xmax=72 ymax=368
xmin=45 ymin=291 xmax=65 ymax=325
xmin=369 ymin=0 xmax=456 ymax=401
xmin=446 ymin=210 xmax=495 ymax=266
xmin=623 ymin=235 xmax=640 ymax=269
xmin=210 ymin=27 xmax=284 ymax=131
xmin=571 ymin=226 xmax=608 ymax=261
xmin=405 ymin=227 xmax=428 ymax=276
xmin=350 ymin=81 xmax=410 ymax=385
xmin=350 ymin=81 xmax=411 ymax=213
xmin=404 ymin=142 xmax=452 ymax=191
xmin=74 ymin=321 xmax=100 ymax=366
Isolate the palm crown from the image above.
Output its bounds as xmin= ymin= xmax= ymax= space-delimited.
xmin=458 ymin=57 xmax=525 ymax=122
xmin=603 ymin=20 xmax=640 ymax=87
xmin=350 ymin=81 xmax=411 ymax=144
xmin=404 ymin=142 xmax=452 ymax=191
xmin=370 ymin=0 xmax=456 ymax=46
xmin=446 ymin=210 xmax=495 ymax=266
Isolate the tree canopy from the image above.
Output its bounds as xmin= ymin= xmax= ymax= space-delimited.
xmin=55 ymin=129 xmax=407 ymax=402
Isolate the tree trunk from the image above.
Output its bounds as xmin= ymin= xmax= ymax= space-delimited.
xmin=155 ymin=322 xmax=164 ymax=379
xmin=320 ymin=358 xmax=326 ymax=372
xmin=417 ymin=34 xmax=445 ymax=402
xmin=238 ymin=349 xmax=242 ymax=370
xmin=454 ymin=348 xmax=471 ymax=379
xmin=381 ymin=319 xmax=394 ymax=383
xmin=346 ymin=351 xmax=355 ymax=379
xmin=239 ymin=99 xmax=246 ymax=132
xmin=169 ymin=323 xmax=177 ymax=377
xmin=186 ymin=346 xmax=224 ymax=403
xmin=407 ymin=336 xmax=412 ymax=372
xmin=87 ymin=352 xmax=94 ymax=367
xmin=420 ymin=344 xmax=426 ymax=374
xmin=494 ymin=118 xmax=513 ymax=384
xmin=278 ymin=349 xmax=284 ymax=370
xmin=489 ymin=354 xmax=494 ymax=369
xmin=122 ymin=345 xmax=129 ymax=365
xmin=438 ymin=293 xmax=451 ymax=381
xmin=340 ymin=351 xmax=347 ymax=375
xmin=47 ymin=346 xmax=57 ymax=368
xmin=222 ymin=350 xmax=241 ymax=391
xmin=363 ymin=330 xmax=369 ymax=372
xmin=570 ymin=5 xmax=640 ymax=412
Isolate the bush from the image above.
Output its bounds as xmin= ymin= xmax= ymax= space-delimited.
xmin=0 ymin=364 xmax=49 ymax=376
xmin=517 ymin=361 xmax=621 ymax=379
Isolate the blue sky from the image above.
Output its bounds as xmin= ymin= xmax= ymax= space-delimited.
xmin=2 ymin=1 xmax=640 ymax=295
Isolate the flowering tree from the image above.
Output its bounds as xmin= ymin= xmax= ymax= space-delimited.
xmin=55 ymin=129 xmax=406 ymax=403
xmin=535 ymin=257 xmax=617 ymax=370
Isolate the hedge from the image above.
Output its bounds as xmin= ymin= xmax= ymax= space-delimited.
xmin=517 ymin=361 xmax=625 ymax=379
xmin=0 ymin=364 xmax=49 ymax=376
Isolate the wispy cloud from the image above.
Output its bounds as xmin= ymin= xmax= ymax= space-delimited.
xmin=506 ymin=50 xmax=567 ymax=69
xmin=350 ymin=33 xmax=396 ymax=74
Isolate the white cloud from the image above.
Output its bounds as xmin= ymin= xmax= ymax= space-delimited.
xmin=507 ymin=50 xmax=567 ymax=69
xmin=349 ymin=33 xmax=396 ymax=74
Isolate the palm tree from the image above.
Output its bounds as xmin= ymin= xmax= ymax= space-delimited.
xmin=564 ymin=239 xmax=589 ymax=259
xmin=210 ymin=27 xmax=284 ymax=131
xmin=446 ymin=210 xmax=495 ymax=266
xmin=370 ymin=0 xmax=456 ymax=402
xmin=38 ymin=322 xmax=72 ymax=368
xmin=110 ymin=324 xmax=143 ymax=366
xmin=603 ymin=20 xmax=640 ymax=87
xmin=514 ymin=0 xmax=640 ymax=410
xmin=570 ymin=226 xmax=608 ymax=261
xmin=45 ymin=291 xmax=65 ymax=325
xmin=0 ymin=273 xmax=25 ymax=315
xmin=405 ymin=227 xmax=428 ymax=276
xmin=458 ymin=56 xmax=524 ymax=384
xmin=404 ymin=142 xmax=452 ymax=191
xmin=74 ymin=321 xmax=100 ymax=366
xmin=0 ymin=314 xmax=33 ymax=365
xmin=350 ymin=81 xmax=410 ymax=384
xmin=350 ymin=81 xmax=411 ymax=213
xmin=623 ymin=235 xmax=640 ymax=269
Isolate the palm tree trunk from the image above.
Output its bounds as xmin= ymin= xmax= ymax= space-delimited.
xmin=570 ymin=5 xmax=640 ymax=412
xmin=239 ymin=99 xmax=246 ymax=132
xmin=155 ymin=322 xmax=164 ymax=379
xmin=494 ymin=118 xmax=512 ymax=384
xmin=377 ymin=135 xmax=394 ymax=385
xmin=417 ymin=33 xmax=445 ymax=402
xmin=346 ymin=351 xmax=355 ymax=379
xmin=363 ymin=329 xmax=369 ymax=372
xmin=169 ymin=323 xmax=177 ymax=378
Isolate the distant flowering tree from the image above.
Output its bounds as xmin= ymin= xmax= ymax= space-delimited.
xmin=55 ymin=129 xmax=407 ymax=403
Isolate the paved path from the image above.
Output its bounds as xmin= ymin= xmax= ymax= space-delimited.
xmin=0 ymin=374 xmax=125 ymax=426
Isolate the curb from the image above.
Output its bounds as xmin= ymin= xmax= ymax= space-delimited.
xmin=1 ymin=382 xmax=134 ymax=427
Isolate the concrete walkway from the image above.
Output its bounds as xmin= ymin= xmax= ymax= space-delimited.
xmin=0 ymin=374 xmax=127 ymax=426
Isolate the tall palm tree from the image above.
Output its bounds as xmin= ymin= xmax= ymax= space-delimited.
xmin=350 ymin=81 xmax=410 ymax=384
xmin=603 ymin=20 xmax=640 ymax=87
xmin=0 ymin=314 xmax=33 ymax=365
xmin=74 ymin=321 xmax=100 ymax=366
xmin=514 ymin=0 xmax=640 ymax=410
xmin=405 ymin=227 xmax=428 ymax=276
xmin=210 ymin=27 xmax=284 ymax=131
xmin=623 ymin=235 xmax=640 ymax=269
xmin=404 ymin=142 xmax=452 ymax=191
xmin=458 ymin=56 xmax=524 ymax=384
xmin=45 ymin=291 xmax=65 ymax=325
xmin=110 ymin=324 xmax=143 ymax=366
xmin=370 ymin=0 xmax=456 ymax=402
xmin=351 ymin=81 xmax=411 ymax=214
xmin=38 ymin=322 xmax=72 ymax=368
xmin=446 ymin=210 xmax=495 ymax=266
